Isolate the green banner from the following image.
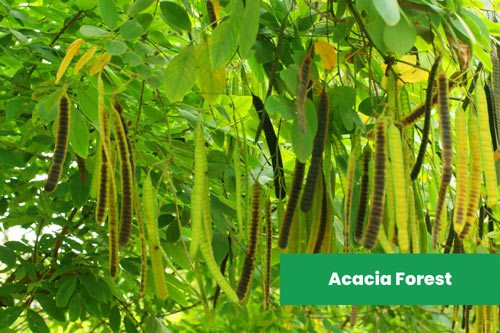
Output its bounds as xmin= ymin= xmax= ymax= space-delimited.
xmin=280 ymin=254 xmax=500 ymax=305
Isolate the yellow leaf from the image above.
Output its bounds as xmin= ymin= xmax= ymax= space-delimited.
xmin=74 ymin=46 xmax=97 ymax=75
xmin=381 ymin=55 xmax=427 ymax=88
xmin=314 ymin=40 xmax=337 ymax=70
xmin=89 ymin=53 xmax=112 ymax=76
xmin=400 ymin=67 xmax=427 ymax=83
xmin=55 ymin=38 xmax=84 ymax=84
xmin=360 ymin=113 xmax=370 ymax=124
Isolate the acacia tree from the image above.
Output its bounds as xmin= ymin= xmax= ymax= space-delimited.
xmin=0 ymin=0 xmax=499 ymax=331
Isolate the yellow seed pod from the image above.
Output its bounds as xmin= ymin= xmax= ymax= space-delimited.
xmin=55 ymin=38 xmax=84 ymax=84
xmin=89 ymin=52 xmax=112 ymax=76
xmin=74 ymin=46 xmax=97 ymax=75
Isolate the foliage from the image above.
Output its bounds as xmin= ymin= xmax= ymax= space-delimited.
xmin=0 ymin=0 xmax=499 ymax=332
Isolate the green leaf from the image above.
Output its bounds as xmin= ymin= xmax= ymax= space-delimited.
xmin=484 ymin=19 xmax=500 ymax=36
xmin=5 ymin=97 xmax=24 ymax=121
xmin=383 ymin=11 xmax=416 ymax=55
xmin=81 ymin=292 xmax=101 ymax=317
xmin=371 ymin=0 xmax=400 ymax=26
xmin=165 ymin=280 xmax=188 ymax=306
xmin=27 ymin=309 xmax=49 ymax=333
xmin=449 ymin=13 xmax=477 ymax=46
xmin=0 ymin=148 xmax=24 ymax=167
xmin=120 ymin=21 xmax=144 ymax=40
xmin=160 ymin=2 xmax=191 ymax=31
xmin=145 ymin=316 xmax=169 ymax=333
xmin=124 ymin=315 xmax=139 ymax=333
xmin=109 ymin=305 xmax=121 ymax=332
xmin=209 ymin=0 xmax=243 ymax=70
xmin=356 ymin=0 xmax=387 ymax=53
xmin=197 ymin=36 xmax=226 ymax=104
xmin=331 ymin=86 xmax=356 ymax=110
xmin=0 ymin=306 xmax=23 ymax=330
xmin=80 ymin=25 xmax=111 ymax=37
xmin=77 ymin=85 xmax=98 ymax=124
xmin=164 ymin=44 xmax=198 ymax=101
xmin=165 ymin=243 xmax=190 ymax=270
xmin=123 ymin=51 xmax=143 ymax=66
xmin=69 ymin=109 xmax=89 ymax=158
xmin=265 ymin=95 xmax=295 ymax=120
xmin=36 ymin=294 xmax=66 ymax=322
xmin=166 ymin=221 xmax=180 ymax=242
xmin=238 ymin=0 xmax=260 ymax=58
xmin=39 ymin=89 xmax=62 ymax=122
xmin=292 ymin=99 xmax=318 ymax=163
xmin=127 ymin=0 xmax=155 ymax=16
xmin=79 ymin=273 xmax=107 ymax=302
xmin=9 ymin=28 xmax=27 ymax=44
xmin=98 ymin=0 xmax=118 ymax=29
xmin=55 ymin=275 xmax=77 ymax=308
xmin=137 ymin=13 xmax=153 ymax=31
xmin=0 ymin=246 xmax=16 ymax=268
xmin=68 ymin=295 xmax=82 ymax=322
xmin=9 ymin=10 xmax=35 ymax=22
xmin=280 ymin=67 xmax=299 ymax=95
xmin=106 ymin=40 xmax=128 ymax=55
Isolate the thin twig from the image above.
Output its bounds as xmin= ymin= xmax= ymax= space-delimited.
xmin=28 ymin=9 xmax=85 ymax=77
xmin=0 ymin=75 xmax=30 ymax=90
xmin=0 ymin=140 xmax=48 ymax=159
xmin=50 ymin=10 xmax=84 ymax=46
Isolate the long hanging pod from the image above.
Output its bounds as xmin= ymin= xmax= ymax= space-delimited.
xmin=388 ymin=123 xmax=409 ymax=253
xmin=96 ymin=74 xmax=112 ymax=223
xmin=490 ymin=48 xmax=500 ymax=149
xmin=460 ymin=113 xmax=482 ymax=240
xmin=385 ymin=158 xmax=396 ymax=244
xmin=476 ymin=83 xmax=498 ymax=209
xmin=296 ymin=45 xmax=314 ymax=134
xmin=363 ymin=116 xmax=386 ymax=250
xmin=411 ymin=55 xmax=442 ymax=180
xmin=95 ymin=142 xmax=109 ymax=223
xmin=433 ymin=73 xmax=453 ymax=249
xmin=263 ymin=198 xmax=272 ymax=310
xmin=278 ymin=160 xmax=306 ymax=249
xmin=113 ymin=97 xmax=135 ymax=179
xmin=89 ymin=138 xmax=102 ymax=199
xmin=301 ymin=88 xmax=330 ymax=212
xmin=236 ymin=181 xmax=261 ymax=302
xmin=354 ymin=146 xmax=371 ymax=244
xmin=193 ymin=129 xmax=239 ymax=303
xmin=343 ymin=143 xmax=358 ymax=253
xmin=313 ymin=170 xmax=329 ymax=253
xmin=143 ymin=174 xmax=168 ymax=299
xmin=44 ymin=93 xmax=71 ymax=193
xmin=107 ymin=160 xmax=120 ymax=278
xmin=454 ymin=108 xmax=468 ymax=235
xmin=233 ymin=142 xmax=244 ymax=236
xmin=484 ymin=304 xmax=491 ymax=333
xmin=111 ymin=106 xmax=134 ymax=247
xmin=190 ymin=123 xmax=205 ymax=259
xmin=251 ymin=94 xmax=286 ymax=198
